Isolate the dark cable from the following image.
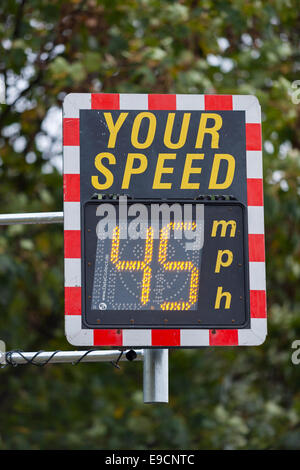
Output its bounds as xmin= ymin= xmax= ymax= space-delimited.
xmin=71 ymin=349 xmax=95 ymax=365
xmin=110 ymin=350 xmax=124 ymax=369
xmin=5 ymin=350 xmax=61 ymax=367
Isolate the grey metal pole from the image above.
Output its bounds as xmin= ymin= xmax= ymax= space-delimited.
xmin=0 ymin=212 xmax=63 ymax=225
xmin=0 ymin=349 xmax=144 ymax=365
xmin=143 ymin=349 xmax=169 ymax=404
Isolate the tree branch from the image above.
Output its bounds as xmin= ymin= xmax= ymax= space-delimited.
xmin=13 ymin=0 xmax=27 ymax=40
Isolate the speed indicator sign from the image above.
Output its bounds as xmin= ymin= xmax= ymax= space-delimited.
xmin=83 ymin=199 xmax=249 ymax=329
xmin=63 ymin=93 xmax=266 ymax=347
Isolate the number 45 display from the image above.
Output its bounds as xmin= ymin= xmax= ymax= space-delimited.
xmin=81 ymin=198 xmax=249 ymax=332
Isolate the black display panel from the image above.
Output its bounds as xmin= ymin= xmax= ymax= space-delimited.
xmin=82 ymin=199 xmax=250 ymax=329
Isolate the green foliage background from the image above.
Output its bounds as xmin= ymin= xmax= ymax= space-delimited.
xmin=0 ymin=0 xmax=300 ymax=450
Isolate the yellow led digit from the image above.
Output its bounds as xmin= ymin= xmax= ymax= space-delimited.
xmin=110 ymin=226 xmax=120 ymax=264
xmin=159 ymin=222 xmax=199 ymax=310
xmin=110 ymin=225 xmax=154 ymax=305
xmin=141 ymin=227 xmax=154 ymax=304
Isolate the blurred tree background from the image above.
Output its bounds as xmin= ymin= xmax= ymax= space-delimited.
xmin=0 ymin=0 xmax=300 ymax=450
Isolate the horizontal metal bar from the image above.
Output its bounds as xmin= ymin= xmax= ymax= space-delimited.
xmin=0 ymin=212 xmax=64 ymax=225
xmin=1 ymin=349 xmax=144 ymax=365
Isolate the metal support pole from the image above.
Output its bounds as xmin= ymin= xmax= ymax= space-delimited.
xmin=0 ymin=212 xmax=63 ymax=225
xmin=0 ymin=349 xmax=144 ymax=365
xmin=143 ymin=349 xmax=169 ymax=404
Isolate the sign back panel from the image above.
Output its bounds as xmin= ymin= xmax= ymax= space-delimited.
xmin=63 ymin=93 xmax=266 ymax=347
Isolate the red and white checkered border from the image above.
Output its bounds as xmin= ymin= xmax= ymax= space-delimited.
xmin=63 ymin=93 xmax=267 ymax=347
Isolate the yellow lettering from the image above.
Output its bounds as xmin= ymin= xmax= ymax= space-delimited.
xmin=164 ymin=113 xmax=191 ymax=149
xmin=211 ymin=220 xmax=237 ymax=238
xmin=131 ymin=112 xmax=156 ymax=149
xmin=103 ymin=112 xmax=128 ymax=148
xmin=181 ymin=153 xmax=204 ymax=189
xmin=214 ymin=286 xmax=232 ymax=309
xmin=91 ymin=152 xmax=116 ymax=190
xmin=209 ymin=153 xmax=235 ymax=189
xmin=196 ymin=113 xmax=222 ymax=148
xmin=153 ymin=154 xmax=176 ymax=189
xmin=122 ymin=153 xmax=148 ymax=189
xmin=215 ymin=249 xmax=233 ymax=273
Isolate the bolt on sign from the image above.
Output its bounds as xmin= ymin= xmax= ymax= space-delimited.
xmin=63 ymin=93 xmax=266 ymax=347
